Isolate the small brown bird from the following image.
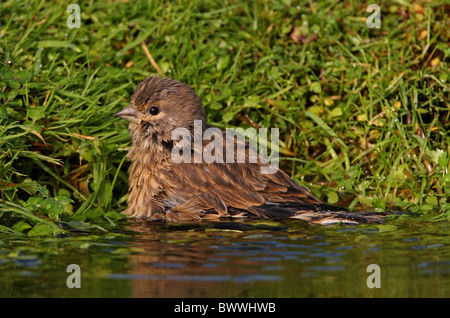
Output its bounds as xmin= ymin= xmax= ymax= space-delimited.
xmin=114 ymin=76 xmax=388 ymax=225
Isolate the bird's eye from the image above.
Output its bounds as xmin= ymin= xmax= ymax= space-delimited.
xmin=148 ymin=106 xmax=160 ymax=116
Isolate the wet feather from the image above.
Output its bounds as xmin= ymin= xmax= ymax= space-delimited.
xmin=114 ymin=75 xmax=395 ymax=224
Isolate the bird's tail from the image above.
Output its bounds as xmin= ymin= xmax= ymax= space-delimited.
xmin=245 ymin=201 xmax=404 ymax=225
xmin=290 ymin=210 xmax=403 ymax=225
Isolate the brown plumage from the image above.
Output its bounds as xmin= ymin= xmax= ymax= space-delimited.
xmin=114 ymin=75 xmax=390 ymax=225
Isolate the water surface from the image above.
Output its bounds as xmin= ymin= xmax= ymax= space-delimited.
xmin=0 ymin=218 xmax=449 ymax=297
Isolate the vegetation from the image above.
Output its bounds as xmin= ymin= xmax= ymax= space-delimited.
xmin=0 ymin=0 xmax=448 ymax=236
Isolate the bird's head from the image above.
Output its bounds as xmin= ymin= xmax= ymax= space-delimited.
xmin=114 ymin=76 xmax=206 ymax=145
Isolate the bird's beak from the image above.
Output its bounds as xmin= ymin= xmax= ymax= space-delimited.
xmin=113 ymin=104 xmax=140 ymax=124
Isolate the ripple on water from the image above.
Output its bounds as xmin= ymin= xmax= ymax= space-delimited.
xmin=403 ymin=237 xmax=420 ymax=242
xmin=245 ymin=256 xmax=282 ymax=262
xmin=107 ymin=273 xmax=281 ymax=283
xmin=267 ymin=250 xmax=308 ymax=257
xmin=202 ymin=263 xmax=219 ymax=268
xmin=305 ymin=265 xmax=346 ymax=272
xmin=263 ymin=265 xmax=285 ymax=271
xmin=412 ymin=243 xmax=445 ymax=250
xmin=15 ymin=256 xmax=42 ymax=268
xmin=151 ymin=262 xmax=186 ymax=269
xmin=416 ymin=260 xmax=450 ymax=275
xmin=311 ymin=252 xmax=346 ymax=258
xmin=207 ymin=257 xmax=227 ymax=262
xmin=335 ymin=245 xmax=354 ymax=250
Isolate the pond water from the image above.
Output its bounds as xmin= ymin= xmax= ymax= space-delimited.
xmin=0 ymin=217 xmax=449 ymax=298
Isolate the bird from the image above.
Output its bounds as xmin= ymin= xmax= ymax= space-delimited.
xmin=114 ymin=75 xmax=392 ymax=225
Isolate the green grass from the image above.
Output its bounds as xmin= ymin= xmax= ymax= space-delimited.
xmin=0 ymin=0 xmax=449 ymax=236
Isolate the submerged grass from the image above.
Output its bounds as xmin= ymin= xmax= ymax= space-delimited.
xmin=0 ymin=0 xmax=449 ymax=236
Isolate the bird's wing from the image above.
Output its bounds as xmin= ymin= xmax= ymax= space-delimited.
xmin=166 ymin=159 xmax=327 ymax=218
xmin=165 ymin=127 xmax=350 ymax=220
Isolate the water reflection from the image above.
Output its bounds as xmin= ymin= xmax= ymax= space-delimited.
xmin=0 ymin=218 xmax=449 ymax=297
xmin=116 ymin=219 xmax=450 ymax=297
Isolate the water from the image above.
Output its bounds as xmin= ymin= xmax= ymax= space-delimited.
xmin=0 ymin=218 xmax=449 ymax=297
